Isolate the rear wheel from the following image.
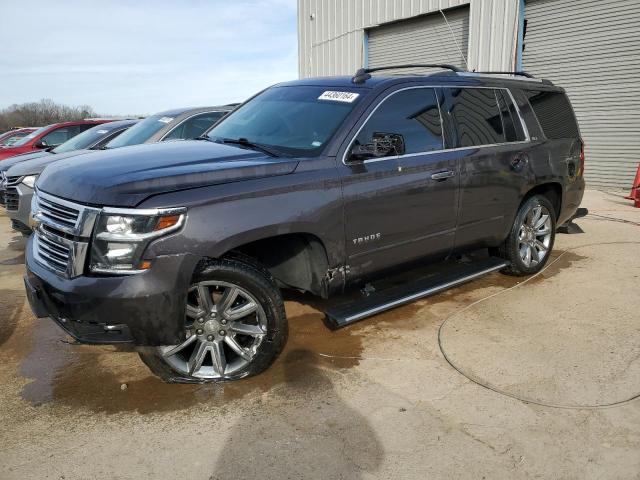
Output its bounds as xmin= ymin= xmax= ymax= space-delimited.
xmin=139 ymin=258 xmax=287 ymax=383
xmin=498 ymin=195 xmax=556 ymax=276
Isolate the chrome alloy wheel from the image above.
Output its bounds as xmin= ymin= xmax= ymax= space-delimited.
xmin=518 ymin=203 xmax=553 ymax=268
xmin=160 ymin=281 xmax=267 ymax=379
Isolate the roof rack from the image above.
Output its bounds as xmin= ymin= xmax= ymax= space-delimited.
xmin=352 ymin=64 xmax=462 ymax=84
xmin=472 ymin=71 xmax=535 ymax=78
xmin=351 ymin=65 xmax=552 ymax=85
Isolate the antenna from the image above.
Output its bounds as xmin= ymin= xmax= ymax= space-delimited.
xmin=439 ymin=9 xmax=468 ymax=70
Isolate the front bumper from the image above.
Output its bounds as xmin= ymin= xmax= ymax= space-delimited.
xmin=25 ymin=235 xmax=199 ymax=345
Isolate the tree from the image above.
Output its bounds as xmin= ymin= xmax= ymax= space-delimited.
xmin=0 ymin=99 xmax=97 ymax=131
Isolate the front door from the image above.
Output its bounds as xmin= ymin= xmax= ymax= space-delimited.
xmin=338 ymin=86 xmax=459 ymax=282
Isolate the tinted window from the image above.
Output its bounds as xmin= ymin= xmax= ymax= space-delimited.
xmin=163 ymin=111 xmax=226 ymax=141
xmin=497 ymin=90 xmax=526 ymax=142
xmin=353 ymin=88 xmax=443 ymax=157
xmin=93 ymin=129 xmax=127 ymax=149
xmin=525 ymin=90 xmax=579 ymax=139
xmin=53 ymin=124 xmax=115 ymax=153
xmin=41 ymin=127 xmax=70 ymax=147
xmin=448 ymin=88 xmax=504 ymax=147
xmin=79 ymin=124 xmax=96 ymax=134
xmin=106 ymin=114 xmax=173 ymax=148
xmin=207 ymin=86 xmax=361 ymax=157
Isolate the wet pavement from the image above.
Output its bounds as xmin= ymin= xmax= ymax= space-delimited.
xmin=1 ymin=189 xmax=639 ymax=479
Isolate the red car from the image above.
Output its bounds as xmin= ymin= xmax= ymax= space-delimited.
xmin=0 ymin=128 xmax=36 ymax=147
xmin=0 ymin=120 xmax=111 ymax=161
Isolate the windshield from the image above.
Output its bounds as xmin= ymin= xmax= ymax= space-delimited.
xmin=53 ymin=124 xmax=112 ymax=153
xmin=106 ymin=114 xmax=172 ymax=148
xmin=206 ymin=86 xmax=362 ymax=157
xmin=12 ymin=125 xmax=50 ymax=147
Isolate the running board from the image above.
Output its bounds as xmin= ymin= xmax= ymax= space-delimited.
xmin=324 ymin=257 xmax=509 ymax=329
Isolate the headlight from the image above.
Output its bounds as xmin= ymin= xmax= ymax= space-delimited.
xmin=21 ymin=175 xmax=37 ymax=188
xmin=89 ymin=208 xmax=185 ymax=274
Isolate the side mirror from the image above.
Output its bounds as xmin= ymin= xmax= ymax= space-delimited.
xmin=34 ymin=140 xmax=48 ymax=149
xmin=349 ymin=132 xmax=405 ymax=162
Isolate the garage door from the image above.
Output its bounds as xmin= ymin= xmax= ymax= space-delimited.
xmin=367 ymin=6 xmax=470 ymax=73
xmin=523 ymin=0 xmax=640 ymax=190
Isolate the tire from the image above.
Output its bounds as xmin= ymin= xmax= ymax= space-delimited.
xmin=139 ymin=257 xmax=287 ymax=383
xmin=498 ymin=195 xmax=556 ymax=276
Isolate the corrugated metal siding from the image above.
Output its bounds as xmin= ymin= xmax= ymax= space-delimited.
xmin=367 ymin=6 xmax=470 ymax=71
xmin=297 ymin=0 xmax=520 ymax=77
xmin=523 ymin=0 xmax=640 ymax=189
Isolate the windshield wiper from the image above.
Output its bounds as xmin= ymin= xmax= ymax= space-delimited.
xmin=218 ymin=137 xmax=283 ymax=157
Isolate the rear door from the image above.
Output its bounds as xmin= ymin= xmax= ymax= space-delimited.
xmin=339 ymin=86 xmax=459 ymax=281
xmin=443 ymin=87 xmax=530 ymax=250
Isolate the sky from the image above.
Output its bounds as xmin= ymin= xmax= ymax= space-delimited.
xmin=0 ymin=0 xmax=298 ymax=115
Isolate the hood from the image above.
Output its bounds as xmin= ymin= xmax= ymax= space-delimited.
xmin=7 ymin=150 xmax=91 ymax=177
xmin=37 ymin=140 xmax=299 ymax=207
xmin=0 ymin=149 xmax=50 ymax=167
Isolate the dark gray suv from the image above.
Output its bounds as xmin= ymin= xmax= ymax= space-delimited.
xmin=24 ymin=66 xmax=585 ymax=383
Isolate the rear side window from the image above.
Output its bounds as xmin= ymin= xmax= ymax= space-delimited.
xmin=353 ymin=88 xmax=443 ymax=156
xmin=525 ymin=90 xmax=579 ymax=139
xmin=448 ymin=88 xmax=504 ymax=147
xmin=497 ymin=90 xmax=526 ymax=142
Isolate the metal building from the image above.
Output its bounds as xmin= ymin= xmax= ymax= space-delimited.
xmin=297 ymin=0 xmax=640 ymax=189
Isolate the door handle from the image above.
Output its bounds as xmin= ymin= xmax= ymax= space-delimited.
xmin=431 ymin=170 xmax=456 ymax=181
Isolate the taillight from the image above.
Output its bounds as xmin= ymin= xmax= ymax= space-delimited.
xmin=579 ymin=139 xmax=585 ymax=175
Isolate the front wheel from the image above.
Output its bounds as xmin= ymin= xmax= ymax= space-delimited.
xmin=498 ymin=195 xmax=556 ymax=276
xmin=139 ymin=257 xmax=287 ymax=383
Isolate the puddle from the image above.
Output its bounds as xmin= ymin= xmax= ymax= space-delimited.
xmin=328 ymin=250 xmax=588 ymax=333
xmin=0 ymin=253 xmax=25 ymax=265
xmin=0 ymin=289 xmax=25 ymax=346
xmin=17 ymin=302 xmax=366 ymax=414
xmin=7 ymin=234 xmax=27 ymax=252
xmin=14 ymin=250 xmax=587 ymax=414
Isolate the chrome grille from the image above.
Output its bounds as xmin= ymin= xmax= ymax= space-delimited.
xmin=0 ymin=171 xmax=6 ymax=206
xmin=35 ymin=230 xmax=71 ymax=273
xmin=4 ymin=188 xmax=18 ymax=210
xmin=38 ymin=195 xmax=80 ymax=228
xmin=32 ymin=190 xmax=99 ymax=278
xmin=4 ymin=175 xmax=21 ymax=211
